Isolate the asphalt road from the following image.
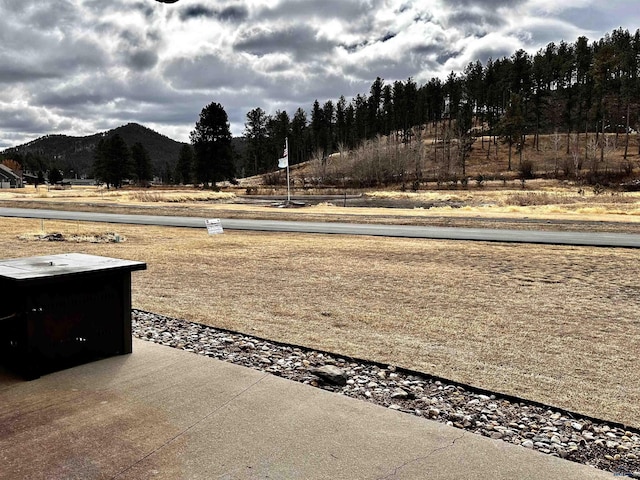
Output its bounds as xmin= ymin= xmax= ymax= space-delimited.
xmin=2 ymin=206 xmax=640 ymax=248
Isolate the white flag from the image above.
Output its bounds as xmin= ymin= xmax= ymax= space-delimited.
xmin=278 ymin=139 xmax=288 ymax=168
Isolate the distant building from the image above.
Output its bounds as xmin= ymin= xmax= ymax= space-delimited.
xmin=0 ymin=163 xmax=24 ymax=188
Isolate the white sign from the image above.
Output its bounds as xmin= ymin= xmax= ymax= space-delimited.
xmin=205 ymin=218 xmax=224 ymax=235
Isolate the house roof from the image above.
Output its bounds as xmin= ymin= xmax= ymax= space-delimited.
xmin=0 ymin=163 xmax=21 ymax=181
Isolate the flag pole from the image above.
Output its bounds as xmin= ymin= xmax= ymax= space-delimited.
xmin=286 ymin=137 xmax=291 ymax=204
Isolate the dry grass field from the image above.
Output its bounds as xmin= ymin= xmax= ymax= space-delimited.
xmin=1 ymin=206 xmax=640 ymax=429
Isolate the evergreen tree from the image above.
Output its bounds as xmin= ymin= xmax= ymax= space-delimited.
xmin=422 ymin=77 xmax=444 ymax=127
xmin=93 ymin=134 xmax=132 ymax=188
xmin=497 ymin=93 xmax=525 ymax=171
xmin=321 ymin=100 xmax=335 ymax=155
xmin=290 ymin=108 xmax=309 ymax=165
xmin=445 ymin=72 xmax=462 ymax=130
xmin=265 ymin=110 xmax=291 ymax=169
xmin=456 ymin=101 xmax=474 ymax=177
xmin=463 ymin=60 xmax=485 ymax=128
xmin=48 ymin=166 xmax=63 ymax=184
xmin=190 ymin=102 xmax=235 ymax=186
xmin=176 ymin=144 xmax=193 ymax=184
xmin=310 ymin=100 xmax=324 ymax=155
xmin=381 ymin=84 xmax=394 ymax=135
xmin=344 ymin=102 xmax=356 ymax=149
xmin=243 ymin=107 xmax=269 ymax=175
xmin=353 ymin=94 xmax=369 ymax=144
xmin=531 ymin=49 xmax=551 ymax=150
xmin=335 ymin=96 xmax=347 ymax=147
xmin=131 ymin=142 xmax=153 ymax=185
xmin=509 ymin=49 xmax=533 ymax=96
xmin=368 ymin=77 xmax=384 ymax=137
xmin=36 ymin=170 xmax=45 ymax=187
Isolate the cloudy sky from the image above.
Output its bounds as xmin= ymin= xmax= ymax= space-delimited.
xmin=1 ymin=0 xmax=639 ymax=149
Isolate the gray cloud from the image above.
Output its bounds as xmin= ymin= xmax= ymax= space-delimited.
xmin=555 ymin=4 xmax=640 ymax=36
xmin=37 ymin=88 xmax=115 ymax=109
xmin=0 ymin=104 xmax=59 ymax=134
xmin=0 ymin=34 xmax=107 ymax=84
xmin=23 ymin=1 xmax=79 ymax=30
xmin=126 ymin=49 xmax=160 ymax=71
xmin=116 ymin=25 xmax=163 ymax=71
xmin=447 ymin=10 xmax=506 ymax=31
xmin=411 ymin=44 xmax=441 ymax=56
xmin=179 ymin=5 xmax=216 ymax=20
xmin=163 ymin=54 xmax=263 ymax=90
xmin=472 ymin=45 xmax=519 ymax=64
xmin=81 ymin=0 xmax=130 ymax=14
xmin=0 ymin=63 xmax=58 ymax=83
xmin=179 ymin=4 xmax=249 ymax=22
xmin=218 ymin=5 xmax=249 ymax=22
xmin=344 ymin=54 xmax=432 ymax=83
xmin=132 ymin=1 xmax=155 ymax=19
xmin=234 ymin=25 xmax=337 ymax=61
xmin=446 ymin=0 xmax=526 ymax=6
xmin=257 ymin=0 xmax=384 ymax=21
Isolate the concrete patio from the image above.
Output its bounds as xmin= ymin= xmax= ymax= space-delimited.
xmin=0 ymin=339 xmax=612 ymax=479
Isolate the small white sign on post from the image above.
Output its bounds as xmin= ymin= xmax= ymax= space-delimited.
xmin=205 ymin=218 xmax=224 ymax=235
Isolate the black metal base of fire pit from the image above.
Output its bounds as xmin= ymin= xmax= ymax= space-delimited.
xmin=0 ymin=253 xmax=146 ymax=379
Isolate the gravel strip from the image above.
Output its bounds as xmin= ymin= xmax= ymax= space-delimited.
xmin=132 ymin=309 xmax=640 ymax=477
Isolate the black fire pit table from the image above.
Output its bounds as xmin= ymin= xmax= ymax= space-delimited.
xmin=0 ymin=253 xmax=146 ymax=379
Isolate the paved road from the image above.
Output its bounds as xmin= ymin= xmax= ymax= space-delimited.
xmin=2 ymin=206 xmax=640 ymax=248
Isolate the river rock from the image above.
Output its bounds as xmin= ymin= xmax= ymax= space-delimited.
xmin=131 ymin=309 xmax=640 ymax=474
xmin=309 ymin=365 xmax=348 ymax=385
xmin=391 ymin=388 xmax=410 ymax=399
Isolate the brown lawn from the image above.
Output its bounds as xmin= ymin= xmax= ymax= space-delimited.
xmin=2 ymin=214 xmax=639 ymax=429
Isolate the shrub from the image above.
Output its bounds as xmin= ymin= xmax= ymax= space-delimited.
xmin=262 ymin=172 xmax=284 ymax=186
xmin=519 ymin=160 xmax=534 ymax=180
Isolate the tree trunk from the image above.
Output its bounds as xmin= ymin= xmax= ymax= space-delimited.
xmin=584 ymin=121 xmax=588 ymax=164
xmin=433 ymin=129 xmax=438 ymax=169
xmin=624 ymin=102 xmax=630 ymax=160
xmin=600 ymin=119 xmax=605 ymax=164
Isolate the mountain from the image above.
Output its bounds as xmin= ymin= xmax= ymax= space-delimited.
xmin=1 ymin=123 xmax=189 ymax=177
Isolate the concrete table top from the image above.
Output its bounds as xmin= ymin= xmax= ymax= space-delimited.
xmin=0 ymin=253 xmax=146 ymax=282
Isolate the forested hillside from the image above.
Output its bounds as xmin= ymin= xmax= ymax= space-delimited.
xmin=242 ymin=27 xmax=640 ymax=186
xmin=1 ymin=123 xmax=188 ymax=180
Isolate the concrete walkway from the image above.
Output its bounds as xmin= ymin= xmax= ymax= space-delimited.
xmin=0 ymin=339 xmax=611 ymax=479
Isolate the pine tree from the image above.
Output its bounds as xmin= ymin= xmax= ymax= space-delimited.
xmin=190 ymin=102 xmax=235 ymax=187
xmin=243 ymin=107 xmax=268 ymax=176
xmin=131 ymin=142 xmax=153 ymax=185
xmin=175 ymin=145 xmax=194 ymax=184
xmin=93 ymin=134 xmax=132 ymax=188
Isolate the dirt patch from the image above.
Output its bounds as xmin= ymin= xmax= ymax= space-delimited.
xmin=18 ymin=232 xmax=125 ymax=243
